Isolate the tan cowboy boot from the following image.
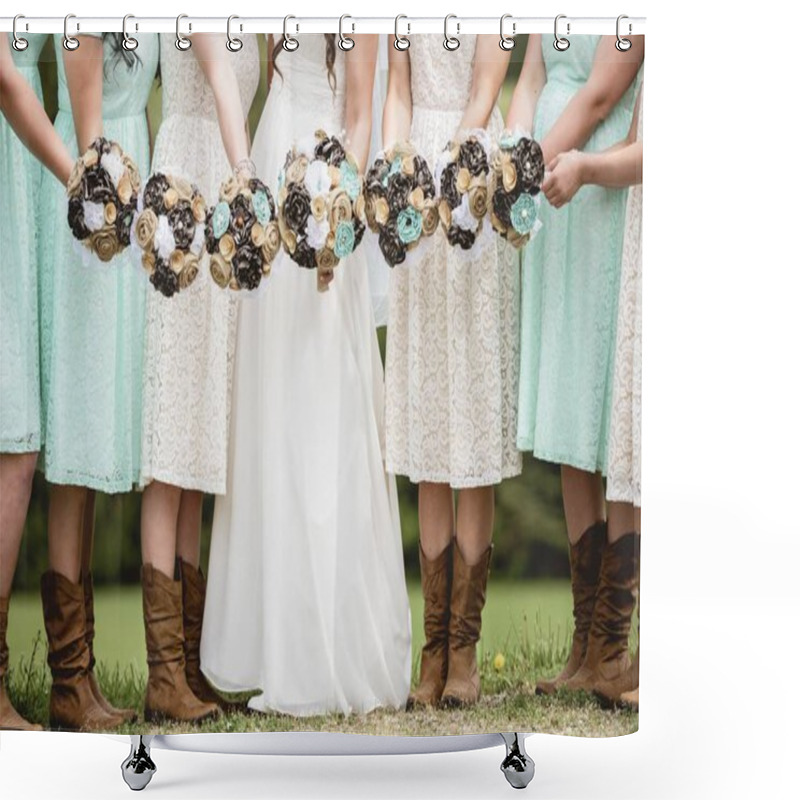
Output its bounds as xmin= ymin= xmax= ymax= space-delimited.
xmin=142 ymin=564 xmax=219 ymax=724
xmin=41 ymin=571 xmax=121 ymax=731
xmin=536 ymin=521 xmax=606 ymax=694
xmin=407 ymin=541 xmax=453 ymax=709
xmin=440 ymin=543 xmax=492 ymax=708
xmin=1 ymin=595 xmax=43 ymax=731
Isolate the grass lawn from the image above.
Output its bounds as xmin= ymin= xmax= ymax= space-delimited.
xmin=5 ymin=580 xmax=637 ymax=738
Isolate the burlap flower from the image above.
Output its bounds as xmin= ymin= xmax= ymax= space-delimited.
xmin=209 ymin=253 xmax=232 ymax=288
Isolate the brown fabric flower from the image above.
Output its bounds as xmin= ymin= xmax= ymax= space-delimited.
xmin=88 ymin=228 xmax=120 ymax=263
xmin=135 ymin=209 xmax=158 ymax=249
xmin=210 ymin=253 xmax=232 ymax=288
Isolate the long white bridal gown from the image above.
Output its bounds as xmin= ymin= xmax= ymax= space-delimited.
xmin=201 ymin=35 xmax=412 ymax=717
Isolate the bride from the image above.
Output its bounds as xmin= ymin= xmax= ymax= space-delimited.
xmin=201 ymin=33 xmax=411 ymax=717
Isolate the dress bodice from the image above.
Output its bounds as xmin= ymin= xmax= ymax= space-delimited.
xmin=7 ymin=33 xmax=47 ymax=71
xmin=410 ymin=34 xmax=478 ymax=112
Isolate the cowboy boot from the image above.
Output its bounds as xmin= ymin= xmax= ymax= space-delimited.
xmin=536 ymin=521 xmax=606 ymax=694
xmin=41 ymin=570 xmax=121 ymax=731
xmin=178 ymin=558 xmax=235 ymax=711
xmin=0 ymin=595 xmax=43 ymax=731
xmin=142 ymin=564 xmax=219 ymax=724
xmin=83 ymin=572 xmax=137 ymax=722
xmin=407 ymin=541 xmax=453 ymax=709
xmin=564 ymin=532 xmax=640 ymax=701
xmin=440 ymin=543 xmax=492 ymax=708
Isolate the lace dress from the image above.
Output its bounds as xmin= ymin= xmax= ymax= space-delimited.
xmin=139 ymin=35 xmax=259 ymax=493
xmin=38 ymin=34 xmax=159 ymax=491
xmin=0 ymin=34 xmax=47 ymax=453
xmin=384 ymin=35 xmax=522 ymax=488
xmin=517 ymin=36 xmax=639 ymax=474
xmin=606 ymin=93 xmax=643 ymax=506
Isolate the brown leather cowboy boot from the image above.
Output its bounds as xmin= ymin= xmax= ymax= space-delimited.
xmin=564 ymin=532 xmax=640 ymax=701
xmin=440 ymin=543 xmax=492 ymax=708
xmin=83 ymin=572 xmax=137 ymax=722
xmin=178 ymin=558 xmax=235 ymax=710
xmin=142 ymin=564 xmax=219 ymax=724
xmin=536 ymin=521 xmax=606 ymax=694
xmin=407 ymin=541 xmax=453 ymax=709
xmin=1 ymin=595 xmax=43 ymax=731
xmin=41 ymin=570 xmax=121 ymax=731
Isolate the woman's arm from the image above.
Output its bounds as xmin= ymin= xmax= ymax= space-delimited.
xmin=192 ymin=34 xmax=251 ymax=172
xmin=0 ymin=36 xmax=73 ymax=184
xmin=382 ymin=36 xmax=412 ymax=150
xmin=62 ymin=35 xmax=104 ymax=153
xmin=505 ymin=35 xmax=545 ymax=133
xmin=456 ymin=35 xmax=511 ymax=132
xmin=540 ymin=35 xmax=643 ymax=164
xmin=343 ymin=35 xmax=379 ymax=172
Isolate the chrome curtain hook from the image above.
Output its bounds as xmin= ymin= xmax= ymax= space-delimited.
xmin=499 ymin=13 xmax=515 ymax=51
xmin=338 ymin=15 xmax=355 ymax=51
xmin=443 ymin=14 xmax=460 ymax=51
xmin=12 ymin=14 xmax=29 ymax=51
xmin=175 ymin=14 xmax=191 ymax=51
xmin=283 ymin=15 xmax=299 ymax=52
xmin=616 ymin=14 xmax=632 ymax=51
xmin=227 ymin=15 xmax=243 ymax=52
xmin=63 ymin=13 xmax=80 ymax=51
xmin=122 ymin=14 xmax=138 ymax=51
xmin=394 ymin=14 xmax=410 ymax=51
xmin=553 ymin=14 xmax=570 ymax=51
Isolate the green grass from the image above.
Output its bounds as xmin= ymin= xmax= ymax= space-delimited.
xmin=5 ymin=580 xmax=637 ymax=738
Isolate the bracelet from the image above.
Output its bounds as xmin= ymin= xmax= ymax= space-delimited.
xmin=234 ymin=158 xmax=256 ymax=180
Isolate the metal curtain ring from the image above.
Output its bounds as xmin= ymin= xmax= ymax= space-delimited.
xmin=394 ymin=15 xmax=410 ymax=51
xmin=443 ymin=14 xmax=460 ymax=51
xmin=12 ymin=14 xmax=29 ymax=51
xmin=63 ymin=14 xmax=80 ymax=51
xmin=175 ymin=14 xmax=191 ymax=51
xmin=499 ymin=13 xmax=515 ymax=51
xmin=338 ymin=15 xmax=355 ymax=51
xmin=553 ymin=14 xmax=570 ymax=51
xmin=283 ymin=15 xmax=299 ymax=52
xmin=122 ymin=14 xmax=138 ymax=51
xmin=227 ymin=15 xmax=243 ymax=52
xmin=616 ymin=14 xmax=632 ymax=51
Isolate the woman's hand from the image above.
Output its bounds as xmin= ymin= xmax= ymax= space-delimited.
xmin=543 ymin=150 xmax=587 ymax=208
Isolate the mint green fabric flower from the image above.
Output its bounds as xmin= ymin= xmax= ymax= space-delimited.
xmin=339 ymin=161 xmax=361 ymax=202
xmin=397 ymin=207 xmax=423 ymax=244
xmin=212 ymin=201 xmax=231 ymax=238
xmin=510 ymin=193 xmax=537 ymax=234
xmin=334 ymin=220 xmax=356 ymax=259
xmin=253 ymin=190 xmax=271 ymax=225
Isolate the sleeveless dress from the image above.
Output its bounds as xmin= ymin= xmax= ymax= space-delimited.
xmin=139 ymin=35 xmax=259 ymax=493
xmin=0 ymin=34 xmax=47 ymax=453
xmin=606 ymin=92 xmax=643 ymax=506
xmin=384 ymin=35 xmax=522 ymax=489
xmin=38 ymin=34 xmax=158 ymax=492
xmin=202 ymin=35 xmax=412 ymax=717
xmin=517 ymin=35 xmax=639 ymax=474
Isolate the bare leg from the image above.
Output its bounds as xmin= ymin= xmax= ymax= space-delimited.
xmin=418 ymin=482 xmax=455 ymax=560
xmin=140 ymin=481 xmax=181 ymax=577
xmin=607 ymin=500 xmax=638 ymax=543
xmin=47 ymin=484 xmax=88 ymax=583
xmin=561 ymin=466 xmax=605 ymax=544
xmin=175 ymin=490 xmax=203 ymax=569
xmin=80 ymin=489 xmax=96 ymax=577
xmin=0 ymin=452 xmax=38 ymax=596
xmin=454 ymin=485 xmax=495 ymax=565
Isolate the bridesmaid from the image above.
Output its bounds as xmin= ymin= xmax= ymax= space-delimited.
xmin=383 ymin=35 xmax=516 ymax=709
xmin=37 ymin=32 xmax=158 ymax=731
xmin=0 ymin=33 xmax=72 ymax=732
xmin=138 ymin=32 xmax=258 ymax=724
xmin=506 ymin=34 xmax=643 ymax=697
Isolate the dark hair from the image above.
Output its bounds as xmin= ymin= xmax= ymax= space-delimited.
xmin=102 ymin=33 xmax=141 ymax=73
xmin=272 ymin=34 xmax=337 ymax=92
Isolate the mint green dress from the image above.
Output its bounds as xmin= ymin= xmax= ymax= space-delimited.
xmin=517 ymin=36 xmax=638 ymax=473
xmin=38 ymin=34 xmax=158 ymax=491
xmin=0 ymin=34 xmax=48 ymax=453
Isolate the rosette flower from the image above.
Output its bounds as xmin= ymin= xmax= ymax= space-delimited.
xmin=397 ymin=207 xmax=423 ymax=245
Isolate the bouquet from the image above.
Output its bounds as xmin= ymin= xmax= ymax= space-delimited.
xmin=67 ymin=137 xmax=141 ymax=263
xmin=489 ymin=132 xmax=545 ymax=248
xmin=435 ymin=130 xmax=491 ymax=250
xmin=277 ymin=130 xmax=366 ymax=290
xmin=133 ymin=173 xmax=206 ymax=297
xmin=364 ymin=142 xmax=439 ymax=267
xmin=205 ymin=174 xmax=280 ymax=292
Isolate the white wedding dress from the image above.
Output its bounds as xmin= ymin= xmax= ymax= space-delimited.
xmin=201 ymin=35 xmax=412 ymax=717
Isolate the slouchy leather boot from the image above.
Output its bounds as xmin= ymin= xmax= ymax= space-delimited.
xmin=537 ymin=521 xmax=606 ymax=695
xmin=142 ymin=564 xmax=219 ymax=724
xmin=83 ymin=572 xmax=137 ymax=722
xmin=407 ymin=541 xmax=453 ymax=709
xmin=441 ymin=544 xmax=492 ymax=708
xmin=564 ymin=532 xmax=640 ymax=701
xmin=41 ymin=570 xmax=121 ymax=731
xmin=0 ymin=595 xmax=43 ymax=731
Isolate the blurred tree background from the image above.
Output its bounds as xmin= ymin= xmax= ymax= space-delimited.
xmin=14 ymin=34 xmax=570 ymax=592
